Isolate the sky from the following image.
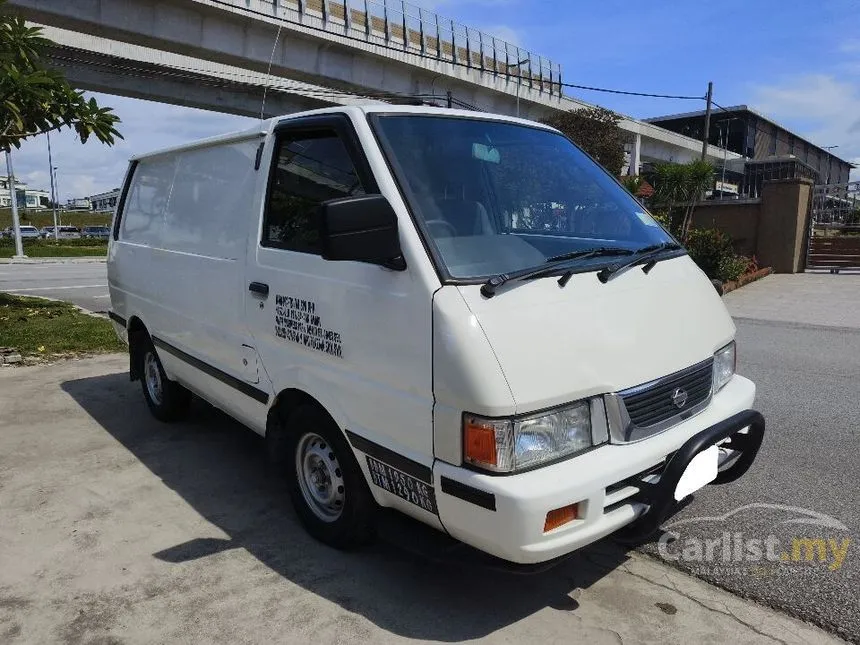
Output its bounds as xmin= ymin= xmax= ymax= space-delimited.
xmin=8 ymin=0 xmax=860 ymax=200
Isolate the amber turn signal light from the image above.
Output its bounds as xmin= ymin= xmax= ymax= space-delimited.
xmin=464 ymin=419 xmax=497 ymax=467
xmin=544 ymin=503 xmax=579 ymax=532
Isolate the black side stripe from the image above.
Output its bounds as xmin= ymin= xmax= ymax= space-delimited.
xmin=345 ymin=430 xmax=432 ymax=484
xmin=151 ymin=336 xmax=270 ymax=405
xmin=441 ymin=477 xmax=497 ymax=511
xmin=108 ymin=311 xmax=126 ymax=327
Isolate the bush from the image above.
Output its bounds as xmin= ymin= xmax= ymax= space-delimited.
xmin=685 ymin=228 xmax=749 ymax=282
xmin=717 ymin=254 xmax=749 ymax=283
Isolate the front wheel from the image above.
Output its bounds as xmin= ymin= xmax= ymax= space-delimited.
xmin=138 ymin=339 xmax=192 ymax=422
xmin=285 ymin=405 xmax=376 ymax=549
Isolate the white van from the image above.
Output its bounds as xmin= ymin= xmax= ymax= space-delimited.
xmin=108 ymin=105 xmax=765 ymax=565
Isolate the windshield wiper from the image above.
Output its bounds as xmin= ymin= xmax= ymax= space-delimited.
xmin=481 ymin=247 xmax=635 ymax=297
xmin=545 ymin=246 xmax=635 ymax=264
xmin=596 ymin=242 xmax=685 ymax=284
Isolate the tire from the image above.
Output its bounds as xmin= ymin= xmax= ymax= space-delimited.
xmin=138 ymin=337 xmax=192 ymax=422
xmin=284 ymin=405 xmax=376 ymax=549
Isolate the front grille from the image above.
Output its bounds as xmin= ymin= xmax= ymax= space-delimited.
xmin=620 ymin=358 xmax=713 ymax=428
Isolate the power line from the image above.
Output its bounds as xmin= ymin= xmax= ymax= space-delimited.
xmin=560 ymin=82 xmax=704 ymax=101
xmin=711 ymin=100 xmax=736 ymax=113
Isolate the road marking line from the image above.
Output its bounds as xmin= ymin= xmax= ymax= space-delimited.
xmin=93 ymin=295 xmax=111 ymax=299
xmin=4 ymin=284 xmax=107 ymax=292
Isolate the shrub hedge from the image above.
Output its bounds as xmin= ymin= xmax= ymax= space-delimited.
xmin=684 ymin=228 xmax=749 ymax=283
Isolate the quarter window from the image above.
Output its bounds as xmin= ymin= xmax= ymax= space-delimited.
xmin=263 ymin=131 xmax=366 ymax=253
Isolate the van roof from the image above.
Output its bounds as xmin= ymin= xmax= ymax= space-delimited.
xmin=130 ymin=104 xmax=557 ymax=162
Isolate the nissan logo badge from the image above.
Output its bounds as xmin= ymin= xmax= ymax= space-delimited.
xmin=671 ymin=388 xmax=689 ymax=409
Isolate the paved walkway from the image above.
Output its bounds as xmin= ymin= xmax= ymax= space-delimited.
xmin=724 ymin=272 xmax=860 ymax=329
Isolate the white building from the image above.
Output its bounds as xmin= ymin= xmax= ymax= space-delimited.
xmin=88 ymin=188 xmax=121 ymax=212
xmin=66 ymin=198 xmax=92 ymax=211
xmin=0 ymin=175 xmax=50 ymax=209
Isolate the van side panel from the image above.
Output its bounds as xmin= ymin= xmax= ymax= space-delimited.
xmin=111 ymin=137 xmax=271 ymax=432
xmin=152 ymin=137 xmax=269 ymax=431
xmin=109 ymin=155 xmax=175 ymax=336
xmin=151 ymin=140 xmax=257 ymax=364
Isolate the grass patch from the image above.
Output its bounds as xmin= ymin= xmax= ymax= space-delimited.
xmin=0 ymin=208 xmax=113 ymax=230
xmin=0 ymin=293 xmax=125 ymax=357
xmin=0 ymin=239 xmax=108 ymax=258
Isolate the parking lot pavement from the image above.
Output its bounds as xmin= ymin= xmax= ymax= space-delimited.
xmin=0 ymin=356 xmax=839 ymax=645
xmin=724 ymin=273 xmax=860 ymax=329
xmin=637 ymin=273 xmax=860 ymax=642
xmin=0 ymin=262 xmax=108 ymax=313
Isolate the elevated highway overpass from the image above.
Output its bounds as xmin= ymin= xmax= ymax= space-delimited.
xmin=8 ymin=0 xmax=740 ymax=172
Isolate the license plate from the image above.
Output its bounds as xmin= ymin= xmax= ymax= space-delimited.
xmin=365 ymin=456 xmax=437 ymax=514
xmin=674 ymin=445 xmax=719 ymax=501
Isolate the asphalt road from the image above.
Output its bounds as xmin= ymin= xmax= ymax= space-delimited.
xmin=0 ymin=262 xmax=108 ymax=313
xmin=1 ymin=264 xmax=858 ymax=640
xmin=640 ymin=276 xmax=860 ymax=642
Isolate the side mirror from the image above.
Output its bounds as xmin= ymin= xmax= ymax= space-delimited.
xmin=319 ymin=195 xmax=405 ymax=269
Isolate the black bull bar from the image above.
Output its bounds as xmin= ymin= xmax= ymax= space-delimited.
xmin=622 ymin=409 xmax=765 ymax=541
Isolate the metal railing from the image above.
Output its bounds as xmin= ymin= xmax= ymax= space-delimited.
xmin=224 ymin=0 xmax=563 ymax=95
xmin=811 ymin=181 xmax=860 ymax=225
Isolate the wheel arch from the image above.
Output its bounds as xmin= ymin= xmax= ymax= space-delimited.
xmin=266 ymin=387 xmax=351 ymax=467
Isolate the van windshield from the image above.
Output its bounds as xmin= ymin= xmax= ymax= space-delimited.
xmin=371 ymin=115 xmax=674 ymax=280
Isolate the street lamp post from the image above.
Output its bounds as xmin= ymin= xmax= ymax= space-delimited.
xmin=822 ymin=145 xmax=839 ymax=185
xmin=505 ymin=57 xmax=529 ymax=118
xmin=4 ymin=149 xmax=26 ymax=259
xmin=47 ymin=132 xmax=59 ymax=241
xmin=52 ymin=166 xmax=61 ymax=225
xmin=714 ymin=117 xmax=741 ymax=197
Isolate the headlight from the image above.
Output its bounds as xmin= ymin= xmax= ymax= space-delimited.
xmin=713 ymin=341 xmax=736 ymax=392
xmin=463 ymin=400 xmax=598 ymax=473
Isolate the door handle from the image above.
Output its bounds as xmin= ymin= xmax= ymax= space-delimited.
xmin=248 ymin=281 xmax=269 ymax=296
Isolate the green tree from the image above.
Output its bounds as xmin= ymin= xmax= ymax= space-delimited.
xmin=540 ymin=106 xmax=625 ymax=174
xmin=1 ymin=1 xmax=121 ymax=150
xmin=649 ymin=160 xmax=714 ymax=240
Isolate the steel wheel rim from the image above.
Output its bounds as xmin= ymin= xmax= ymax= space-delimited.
xmin=144 ymin=351 xmax=163 ymax=406
xmin=296 ymin=432 xmax=345 ymax=522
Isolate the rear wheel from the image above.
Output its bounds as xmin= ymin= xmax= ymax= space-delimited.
xmin=138 ymin=338 xmax=191 ymax=422
xmin=284 ymin=405 xmax=376 ymax=548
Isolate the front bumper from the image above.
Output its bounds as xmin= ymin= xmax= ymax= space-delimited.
xmin=433 ymin=374 xmax=764 ymax=564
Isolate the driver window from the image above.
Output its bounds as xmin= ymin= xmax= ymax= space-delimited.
xmin=263 ymin=130 xmax=366 ymax=254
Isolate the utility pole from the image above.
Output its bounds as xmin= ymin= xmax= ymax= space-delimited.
xmin=4 ymin=149 xmax=26 ymax=259
xmin=47 ymin=131 xmax=59 ymax=241
xmin=700 ymin=81 xmax=713 ymax=161
xmin=53 ymin=166 xmax=61 ymax=225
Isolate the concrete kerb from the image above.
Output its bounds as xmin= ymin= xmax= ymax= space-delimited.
xmin=0 ymin=256 xmax=107 ymax=264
